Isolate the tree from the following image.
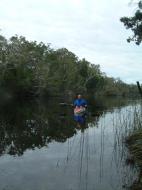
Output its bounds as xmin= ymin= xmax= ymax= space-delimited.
xmin=120 ymin=1 xmax=142 ymax=45
xmin=0 ymin=34 xmax=139 ymax=98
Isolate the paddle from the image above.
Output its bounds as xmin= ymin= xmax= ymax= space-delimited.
xmin=59 ymin=102 xmax=74 ymax=106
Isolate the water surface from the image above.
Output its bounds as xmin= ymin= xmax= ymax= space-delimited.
xmin=0 ymin=97 xmax=140 ymax=190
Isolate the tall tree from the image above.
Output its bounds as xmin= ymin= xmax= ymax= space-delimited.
xmin=120 ymin=1 xmax=142 ymax=45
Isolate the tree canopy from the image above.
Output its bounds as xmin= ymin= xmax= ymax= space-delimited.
xmin=120 ymin=1 xmax=142 ymax=45
xmin=0 ymin=34 xmax=139 ymax=99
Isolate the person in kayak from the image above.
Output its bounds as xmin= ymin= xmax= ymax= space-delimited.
xmin=73 ymin=94 xmax=87 ymax=127
xmin=74 ymin=94 xmax=87 ymax=108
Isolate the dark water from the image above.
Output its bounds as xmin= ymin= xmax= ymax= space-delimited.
xmin=0 ymin=97 xmax=140 ymax=190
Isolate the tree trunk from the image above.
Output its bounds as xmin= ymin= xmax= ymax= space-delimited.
xmin=137 ymin=81 xmax=142 ymax=97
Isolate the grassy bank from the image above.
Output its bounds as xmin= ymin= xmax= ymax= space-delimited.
xmin=125 ymin=104 xmax=142 ymax=190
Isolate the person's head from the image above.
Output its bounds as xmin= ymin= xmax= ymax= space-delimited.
xmin=77 ymin=94 xmax=82 ymax=99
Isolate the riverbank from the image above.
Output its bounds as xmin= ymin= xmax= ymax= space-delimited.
xmin=126 ymin=130 xmax=142 ymax=190
xmin=125 ymin=106 xmax=142 ymax=190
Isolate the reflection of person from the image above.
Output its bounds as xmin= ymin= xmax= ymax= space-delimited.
xmin=74 ymin=114 xmax=86 ymax=124
xmin=73 ymin=94 xmax=87 ymax=108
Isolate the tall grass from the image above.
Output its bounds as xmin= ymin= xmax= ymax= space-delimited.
xmin=120 ymin=102 xmax=142 ymax=190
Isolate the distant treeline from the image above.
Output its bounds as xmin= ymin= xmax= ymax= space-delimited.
xmin=0 ymin=35 xmax=139 ymax=99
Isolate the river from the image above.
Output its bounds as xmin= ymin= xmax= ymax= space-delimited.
xmin=0 ymin=97 xmax=140 ymax=190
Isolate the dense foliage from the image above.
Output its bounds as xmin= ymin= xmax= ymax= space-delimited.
xmin=120 ymin=1 xmax=142 ymax=45
xmin=0 ymin=34 xmax=138 ymax=99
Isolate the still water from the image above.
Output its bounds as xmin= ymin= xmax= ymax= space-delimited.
xmin=0 ymin=97 xmax=140 ymax=190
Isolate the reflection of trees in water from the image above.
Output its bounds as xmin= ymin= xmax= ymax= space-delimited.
xmin=88 ymin=95 xmax=137 ymax=114
xmin=0 ymin=97 xmax=134 ymax=157
xmin=0 ymin=100 xmax=77 ymax=156
xmin=0 ymin=97 xmax=103 ymax=157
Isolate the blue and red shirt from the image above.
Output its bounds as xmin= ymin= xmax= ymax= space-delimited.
xmin=74 ymin=99 xmax=87 ymax=107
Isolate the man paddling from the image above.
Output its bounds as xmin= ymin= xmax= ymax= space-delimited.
xmin=74 ymin=94 xmax=87 ymax=108
xmin=73 ymin=94 xmax=87 ymax=125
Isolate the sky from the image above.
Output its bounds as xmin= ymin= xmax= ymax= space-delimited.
xmin=0 ymin=0 xmax=141 ymax=84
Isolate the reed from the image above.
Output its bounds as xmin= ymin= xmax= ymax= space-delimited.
xmin=125 ymin=103 xmax=142 ymax=190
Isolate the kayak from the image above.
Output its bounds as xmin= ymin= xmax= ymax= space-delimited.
xmin=74 ymin=107 xmax=86 ymax=116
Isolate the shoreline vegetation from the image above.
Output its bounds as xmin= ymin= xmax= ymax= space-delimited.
xmin=0 ymin=34 xmax=140 ymax=101
xmin=125 ymin=104 xmax=142 ymax=190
